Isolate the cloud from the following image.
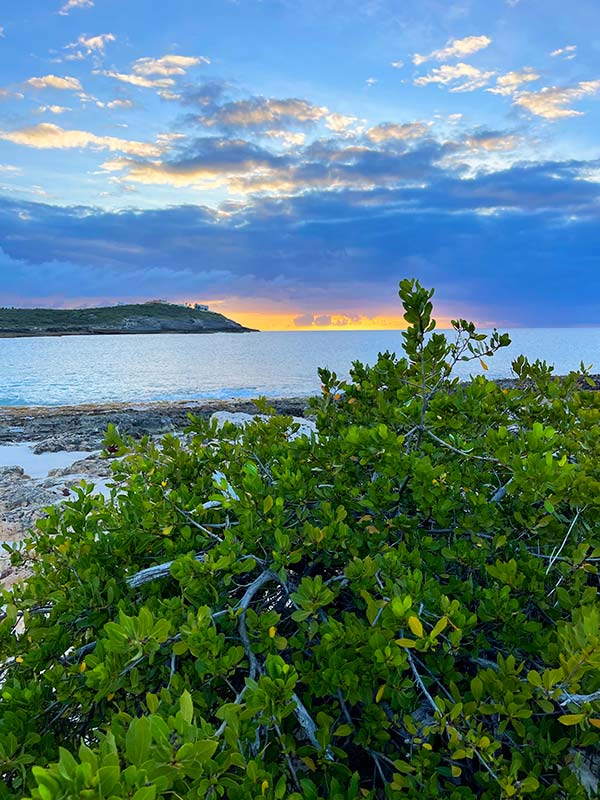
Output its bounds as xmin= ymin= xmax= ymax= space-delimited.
xmin=366 ymin=121 xmax=430 ymax=143
xmin=0 ymin=123 xmax=161 ymax=156
xmin=67 ymin=32 xmax=115 ymax=55
xmin=464 ymin=132 xmax=519 ymax=151
xmin=59 ymin=0 xmax=94 ymax=15
xmin=0 ymin=26 xmax=4 ymax=38
xmin=0 ymin=164 xmax=20 ymax=173
xmin=0 ymin=89 xmax=24 ymax=101
xmin=101 ymin=137 xmax=284 ymax=188
xmin=550 ymin=45 xmax=577 ymax=59
xmin=293 ymin=312 xmax=362 ymax=327
xmin=132 ymin=54 xmax=209 ymax=76
xmin=1 ymin=155 xmax=599 ymax=325
xmin=26 ymin=74 xmax=83 ymax=91
xmin=106 ymin=98 xmax=134 ymax=109
xmin=196 ymin=97 xmax=329 ymax=131
xmin=488 ymin=68 xmax=540 ymax=96
xmin=365 ymin=77 xmax=378 ymax=86
xmin=390 ymin=61 xmax=403 ymax=69
xmin=36 ymin=105 xmax=71 ymax=114
xmin=415 ymin=63 xmax=495 ymax=92
xmin=413 ymin=35 xmax=491 ymax=66
xmin=100 ymin=133 xmax=449 ymax=196
xmin=326 ymin=112 xmax=360 ymax=133
xmin=515 ymin=80 xmax=600 ymax=119
xmin=263 ymin=130 xmax=306 ymax=146
xmin=97 ymin=70 xmax=175 ymax=89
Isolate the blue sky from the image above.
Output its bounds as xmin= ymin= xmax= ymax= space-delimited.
xmin=0 ymin=0 xmax=599 ymax=328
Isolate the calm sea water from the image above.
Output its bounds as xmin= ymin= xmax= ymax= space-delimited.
xmin=0 ymin=329 xmax=599 ymax=407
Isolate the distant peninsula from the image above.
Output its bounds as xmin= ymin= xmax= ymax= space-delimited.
xmin=0 ymin=301 xmax=257 ymax=338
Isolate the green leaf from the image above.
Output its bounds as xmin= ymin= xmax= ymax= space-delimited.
xmin=180 ymin=690 xmax=194 ymax=724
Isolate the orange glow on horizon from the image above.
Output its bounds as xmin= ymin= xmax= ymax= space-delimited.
xmin=218 ymin=309 xmax=458 ymax=332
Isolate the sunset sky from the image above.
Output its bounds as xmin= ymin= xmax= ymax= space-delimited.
xmin=1 ymin=0 xmax=599 ymax=329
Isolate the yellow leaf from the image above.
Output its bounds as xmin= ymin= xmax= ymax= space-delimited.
xmin=589 ymin=719 xmax=600 ymax=729
xmin=301 ymin=756 xmax=316 ymax=772
xmin=261 ymin=779 xmax=269 ymax=795
xmin=268 ymin=626 xmax=277 ymax=638
xmin=15 ymin=656 xmax=23 ymax=664
xmin=162 ymin=526 xmax=173 ymax=537
xmin=431 ymin=616 xmax=448 ymax=638
xmin=376 ymin=684 xmax=386 ymax=703
xmin=422 ymin=743 xmax=432 ymax=750
xmin=396 ymin=638 xmax=416 ymax=648
xmin=161 ymin=481 xmax=167 ymax=488
xmin=451 ymin=765 xmax=462 ymax=777
xmin=558 ymin=713 xmax=585 ymax=726
xmin=480 ymin=358 xmax=488 ymax=371
xmin=79 ymin=661 xmax=87 ymax=673
xmin=408 ymin=615 xmax=424 ymax=638
xmin=107 ymin=693 xmax=115 ymax=701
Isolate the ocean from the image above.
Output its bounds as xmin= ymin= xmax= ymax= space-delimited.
xmin=1 ymin=329 xmax=599 ymax=407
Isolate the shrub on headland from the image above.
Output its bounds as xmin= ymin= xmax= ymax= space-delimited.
xmin=1 ymin=279 xmax=600 ymax=799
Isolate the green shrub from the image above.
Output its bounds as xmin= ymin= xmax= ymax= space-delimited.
xmin=1 ymin=279 xmax=599 ymax=799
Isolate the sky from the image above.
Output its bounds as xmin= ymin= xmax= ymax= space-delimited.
xmin=0 ymin=0 xmax=599 ymax=330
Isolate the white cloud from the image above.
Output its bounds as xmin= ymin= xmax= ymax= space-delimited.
xmin=488 ymin=68 xmax=540 ymax=96
xmin=367 ymin=121 xmax=429 ymax=142
xmin=414 ymin=62 xmax=495 ymax=92
xmin=365 ymin=77 xmax=378 ymax=86
xmin=515 ymin=80 xmax=600 ymax=119
xmin=391 ymin=60 xmax=403 ymax=69
xmin=326 ymin=112 xmax=359 ymax=133
xmin=0 ymin=164 xmax=20 ymax=173
xmin=263 ymin=130 xmax=306 ymax=146
xmin=0 ymin=26 xmax=5 ymax=37
xmin=0 ymin=89 xmax=24 ymax=100
xmin=413 ymin=35 xmax=491 ymax=66
xmin=158 ymin=90 xmax=182 ymax=101
xmin=132 ymin=54 xmax=209 ymax=77
xmin=27 ymin=74 xmax=83 ymax=91
xmin=0 ymin=123 xmax=161 ymax=156
xmin=106 ymin=98 xmax=134 ymax=109
xmin=97 ymin=70 xmax=175 ymax=89
xmin=36 ymin=105 xmax=71 ymax=114
xmin=550 ymin=44 xmax=577 ymax=60
xmin=67 ymin=33 xmax=116 ymax=54
xmin=464 ymin=133 xmax=519 ymax=151
xmin=59 ymin=0 xmax=94 ymax=15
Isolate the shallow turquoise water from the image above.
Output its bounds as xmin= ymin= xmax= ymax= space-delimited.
xmin=0 ymin=329 xmax=599 ymax=407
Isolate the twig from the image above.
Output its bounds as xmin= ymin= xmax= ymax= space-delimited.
xmin=558 ymin=689 xmax=600 ymax=706
xmin=292 ymin=691 xmax=334 ymax=760
xmin=126 ymin=553 xmax=205 ymax=588
xmin=425 ymin=429 xmax=500 ymax=463
xmin=173 ymin=505 xmax=223 ymax=542
xmin=545 ymin=508 xmax=583 ymax=575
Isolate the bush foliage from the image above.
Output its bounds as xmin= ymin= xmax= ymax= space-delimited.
xmin=2 ymin=279 xmax=600 ymax=799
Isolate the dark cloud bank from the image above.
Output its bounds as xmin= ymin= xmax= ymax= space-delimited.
xmin=1 ymin=148 xmax=599 ymax=325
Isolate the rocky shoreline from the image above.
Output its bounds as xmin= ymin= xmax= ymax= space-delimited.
xmin=0 ymin=397 xmax=311 ymax=588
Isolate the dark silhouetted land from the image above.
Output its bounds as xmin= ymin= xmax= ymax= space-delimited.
xmin=0 ymin=302 xmax=256 ymax=337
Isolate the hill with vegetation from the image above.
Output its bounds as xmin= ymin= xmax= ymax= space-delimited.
xmin=1 ymin=280 xmax=599 ymax=799
xmin=0 ymin=303 xmax=255 ymax=337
